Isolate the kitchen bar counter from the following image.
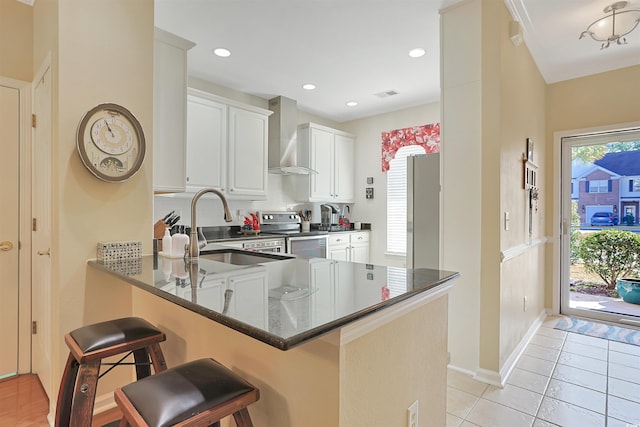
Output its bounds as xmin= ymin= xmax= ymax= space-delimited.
xmin=90 ymin=251 xmax=457 ymax=426
xmin=89 ymin=252 xmax=458 ymax=350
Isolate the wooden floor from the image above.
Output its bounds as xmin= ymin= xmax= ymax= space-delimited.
xmin=0 ymin=374 xmax=121 ymax=427
xmin=0 ymin=374 xmax=49 ymax=427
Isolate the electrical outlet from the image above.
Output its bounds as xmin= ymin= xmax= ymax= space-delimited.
xmin=407 ymin=400 xmax=418 ymax=427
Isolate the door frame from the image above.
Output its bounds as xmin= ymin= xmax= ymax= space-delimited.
xmin=552 ymin=120 xmax=640 ymax=321
xmin=0 ymin=75 xmax=32 ymax=374
xmin=31 ymin=55 xmax=53 ymax=398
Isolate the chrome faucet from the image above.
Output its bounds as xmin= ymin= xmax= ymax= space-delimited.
xmin=186 ymin=188 xmax=233 ymax=263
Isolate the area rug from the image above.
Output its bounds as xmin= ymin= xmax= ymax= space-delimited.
xmin=555 ymin=317 xmax=640 ymax=346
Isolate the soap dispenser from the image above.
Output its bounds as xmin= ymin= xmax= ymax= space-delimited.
xmin=161 ymin=228 xmax=172 ymax=256
xmin=171 ymin=227 xmax=189 ymax=257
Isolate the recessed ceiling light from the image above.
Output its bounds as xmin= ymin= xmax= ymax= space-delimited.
xmin=302 ymin=83 xmax=316 ymax=90
xmin=346 ymin=101 xmax=358 ymax=107
xmin=408 ymin=48 xmax=426 ymax=58
xmin=213 ymin=48 xmax=231 ymax=57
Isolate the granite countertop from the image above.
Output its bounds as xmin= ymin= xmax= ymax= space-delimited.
xmin=89 ymin=250 xmax=458 ymax=350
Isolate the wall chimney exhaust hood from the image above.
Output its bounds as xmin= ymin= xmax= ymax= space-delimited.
xmin=268 ymin=96 xmax=317 ymax=175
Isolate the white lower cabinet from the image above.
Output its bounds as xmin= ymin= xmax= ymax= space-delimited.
xmin=227 ymin=269 xmax=268 ymax=328
xmin=309 ymin=258 xmax=356 ymax=321
xmin=328 ymin=231 xmax=370 ymax=263
xmin=186 ymin=89 xmax=271 ymax=200
xmin=187 ymin=277 xmax=226 ymax=312
xmin=309 ymin=259 xmax=334 ymax=325
xmin=180 ymin=268 xmax=268 ymax=328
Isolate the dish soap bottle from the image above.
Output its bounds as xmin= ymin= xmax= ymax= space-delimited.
xmin=161 ymin=228 xmax=172 ymax=256
xmin=171 ymin=227 xmax=189 ymax=257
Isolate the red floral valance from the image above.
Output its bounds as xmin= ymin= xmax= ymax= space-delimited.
xmin=381 ymin=123 xmax=440 ymax=172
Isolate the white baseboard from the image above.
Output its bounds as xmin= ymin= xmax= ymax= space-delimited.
xmin=473 ymin=368 xmax=503 ymax=387
xmin=448 ymin=310 xmax=547 ymax=387
xmin=447 ymin=364 xmax=476 ymax=377
xmin=93 ymin=391 xmax=117 ymax=416
xmin=496 ymin=310 xmax=547 ymax=386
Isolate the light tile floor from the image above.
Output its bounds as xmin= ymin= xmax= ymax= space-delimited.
xmin=447 ymin=316 xmax=640 ymax=427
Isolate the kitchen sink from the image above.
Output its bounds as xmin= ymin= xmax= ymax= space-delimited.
xmin=200 ymin=249 xmax=290 ymax=265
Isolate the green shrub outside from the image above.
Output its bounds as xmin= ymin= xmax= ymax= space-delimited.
xmin=623 ymin=214 xmax=636 ymax=226
xmin=578 ymin=230 xmax=640 ymax=289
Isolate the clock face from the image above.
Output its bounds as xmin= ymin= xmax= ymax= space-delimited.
xmin=77 ymin=103 xmax=146 ymax=182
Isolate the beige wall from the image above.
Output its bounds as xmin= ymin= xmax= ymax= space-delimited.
xmin=0 ymin=0 xmax=33 ymax=81
xmin=32 ymin=0 xmax=155 ymax=416
xmin=495 ymin=2 xmax=548 ymax=372
xmin=133 ymin=286 xmax=448 ymax=427
xmin=545 ymin=64 xmax=640 ymax=309
xmin=441 ymin=0 xmax=548 ymax=378
xmin=342 ymin=103 xmax=441 ymax=267
xmin=441 ymin=0 xmax=483 ymax=373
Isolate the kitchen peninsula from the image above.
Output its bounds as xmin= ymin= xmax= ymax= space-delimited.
xmin=90 ymin=251 xmax=457 ymax=426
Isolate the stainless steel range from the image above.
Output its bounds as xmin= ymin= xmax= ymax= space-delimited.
xmin=259 ymin=211 xmax=328 ymax=258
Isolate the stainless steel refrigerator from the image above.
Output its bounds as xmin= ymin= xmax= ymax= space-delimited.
xmin=407 ymin=153 xmax=440 ymax=269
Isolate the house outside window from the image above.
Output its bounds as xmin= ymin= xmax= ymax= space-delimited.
xmin=631 ymin=178 xmax=640 ymax=192
xmin=588 ymin=179 xmax=610 ymax=193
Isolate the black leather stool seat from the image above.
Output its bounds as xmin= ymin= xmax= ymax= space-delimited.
xmin=115 ymin=358 xmax=259 ymax=427
xmin=55 ymin=317 xmax=167 ymax=427
xmin=70 ymin=317 xmax=164 ymax=358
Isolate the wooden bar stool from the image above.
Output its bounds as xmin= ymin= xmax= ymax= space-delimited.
xmin=55 ymin=317 xmax=167 ymax=427
xmin=114 ymin=358 xmax=259 ymax=427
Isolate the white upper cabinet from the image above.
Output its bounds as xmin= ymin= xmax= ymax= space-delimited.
xmin=153 ymin=28 xmax=194 ymax=193
xmin=308 ymin=127 xmax=334 ymax=201
xmin=227 ymin=106 xmax=269 ymax=198
xmin=186 ymin=95 xmax=226 ymax=190
xmin=333 ymin=133 xmax=355 ymax=202
xmin=186 ymin=89 xmax=271 ymax=200
xmin=297 ymin=123 xmax=355 ymax=203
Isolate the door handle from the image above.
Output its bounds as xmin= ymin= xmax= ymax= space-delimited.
xmin=37 ymin=249 xmax=50 ymax=256
xmin=0 ymin=241 xmax=13 ymax=251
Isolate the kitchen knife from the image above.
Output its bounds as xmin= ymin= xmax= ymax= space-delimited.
xmin=162 ymin=210 xmax=175 ymax=222
xmin=167 ymin=215 xmax=181 ymax=227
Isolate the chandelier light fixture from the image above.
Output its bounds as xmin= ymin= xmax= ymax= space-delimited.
xmin=579 ymin=1 xmax=640 ymax=49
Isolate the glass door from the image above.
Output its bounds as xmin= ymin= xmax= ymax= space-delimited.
xmin=560 ymin=128 xmax=640 ymax=327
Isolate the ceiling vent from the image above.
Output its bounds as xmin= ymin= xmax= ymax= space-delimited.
xmin=374 ymin=90 xmax=399 ymax=98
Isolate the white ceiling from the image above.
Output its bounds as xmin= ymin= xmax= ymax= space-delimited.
xmin=155 ymin=0 xmax=640 ymax=123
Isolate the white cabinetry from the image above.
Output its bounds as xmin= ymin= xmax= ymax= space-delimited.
xmin=153 ymin=28 xmax=194 ymax=193
xmin=309 ymin=258 xmax=355 ymax=321
xmin=227 ymin=106 xmax=269 ymax=198
xmin=186 ymin=95 xmax=226 ymax=190
xmin=186 ymin=89 xmax=271 ymax=200
xmin=297 ymin=123 xmax=355 ymax=203
xmin=178 ymin=268 xmax=268 ymax=328
xmin=309 ymin=259 xmax=334 ymax=325
xmin=228 ymin=269 xmax=268 ymax=328
xmin=328 ymin=231 xmax=370 ymax=263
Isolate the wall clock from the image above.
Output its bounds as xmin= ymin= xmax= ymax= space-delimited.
xmin=76 ymin=103 xmax=146 ymax=182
